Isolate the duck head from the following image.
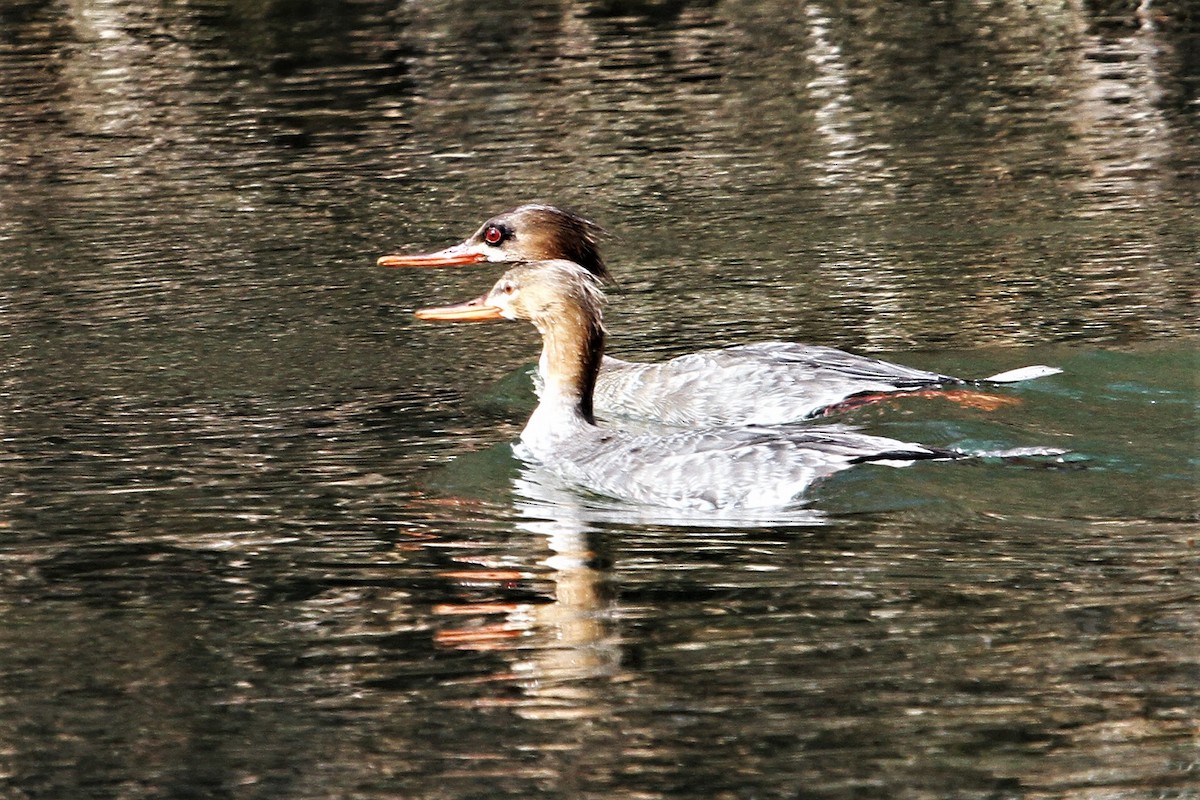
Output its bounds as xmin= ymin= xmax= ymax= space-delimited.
xmin=379 ymin=204 xmax=609 ymax=281
xmin=415 ymin=259 xmax=607 ymax=421
xmin=415 ymin=259 xmax=605 ymax=329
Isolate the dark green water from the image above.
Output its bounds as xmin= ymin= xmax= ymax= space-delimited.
xmin=1 ymin=1 xmax=1197 ymax=798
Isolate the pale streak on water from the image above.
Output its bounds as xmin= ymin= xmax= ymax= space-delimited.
xmin=0 ymin=1 xmax=1197 ymax=798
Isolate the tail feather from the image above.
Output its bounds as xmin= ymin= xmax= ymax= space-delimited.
xmin=983 ymin=365 xmax=1062 ymax=383
xmin=854 ymin=445 xmax=1070 ymax=466
xmin=970 ymin=446 xmax=1070 ymax=459
xmin=851 ymin=447 xmax=962 ymax=465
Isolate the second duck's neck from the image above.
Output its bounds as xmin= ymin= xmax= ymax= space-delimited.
xmin=532 ymin=304 xmax=605 ymax=426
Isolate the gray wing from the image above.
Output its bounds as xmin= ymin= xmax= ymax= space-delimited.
xmin=596 ymin=342 xmax=959 ymax=426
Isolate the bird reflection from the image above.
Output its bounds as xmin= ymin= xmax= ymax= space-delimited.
xmin=427 ymin=461 xmax=829 ymax=720
xmin=429 ymin=468 xmax=622 ymax=721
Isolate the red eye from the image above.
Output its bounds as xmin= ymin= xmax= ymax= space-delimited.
xmin=484 ymin=225 xmax=504 ymax=245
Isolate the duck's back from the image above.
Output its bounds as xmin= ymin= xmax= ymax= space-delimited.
xmin=595 ymin=342 xmax=958 ymax=427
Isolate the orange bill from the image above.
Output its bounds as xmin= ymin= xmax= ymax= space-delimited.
xmin=415 ymin=296 xmax=503 ymax=322
xmin=378 ymin=244 xmax=488 ymax=268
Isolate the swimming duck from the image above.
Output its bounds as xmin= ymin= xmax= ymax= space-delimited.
xmin=383 ymin=204 xmax=1060 ymax=426
xmin=416 ymin=259 xmax=964 ymax=511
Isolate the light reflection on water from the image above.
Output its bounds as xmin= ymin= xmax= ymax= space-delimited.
xmin=0 ymin=0 xmax=1197 ymax=797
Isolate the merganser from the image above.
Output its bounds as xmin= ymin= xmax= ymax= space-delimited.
xmin=416 ymin=259 xmax=964 ymax=511
xmin=381 ymin=205 xmax=1061 ymax=426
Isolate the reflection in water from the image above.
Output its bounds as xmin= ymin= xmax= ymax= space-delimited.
xmin=433 ymin=490 xmax=623 ymax=722
xmin=427 ymin=466 xmax=826 ymax=724
xmin=1059 ymin=3 xmax=1193 ymax=342
xmin=0 ymin=0 xmax=1197 ymax=797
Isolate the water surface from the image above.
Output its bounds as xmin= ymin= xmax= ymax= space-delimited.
xmin=1 ymin=1 xmax=1197 ymax=798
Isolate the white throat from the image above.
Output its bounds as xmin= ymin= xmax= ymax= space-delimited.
xmin=522 ymin=347 xmax=593 ymax=454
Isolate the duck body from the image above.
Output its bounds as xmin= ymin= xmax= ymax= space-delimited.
xmin=596 ymin=343 xmax=961 ymax=426
xmin=384 ymin=205 xmax=1060 ymax=426
xmin=516 ymin=406 xmax=951 ymax=510
xmin=417 ymin=260 xmax=960 ymax=511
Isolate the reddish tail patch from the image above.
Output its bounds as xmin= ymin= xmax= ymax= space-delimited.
xmin=937 ymin=389 xmax=1024 ymax=411
xmin=821 ymin=388 xmax=1023 ymax=416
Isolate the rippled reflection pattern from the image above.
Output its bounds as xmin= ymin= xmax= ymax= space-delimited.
xmin=0 ymin=0 xmax=1197 ymax=798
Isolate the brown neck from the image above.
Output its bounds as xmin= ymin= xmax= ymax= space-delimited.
xmin=537 ymin=304 xmax=605 ymax=424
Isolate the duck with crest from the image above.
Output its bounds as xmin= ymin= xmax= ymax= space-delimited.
xmin=415 ymin=259 xmax=979 ymax=511
xmin=382 ymin=204 xmax=1061 ymax=427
